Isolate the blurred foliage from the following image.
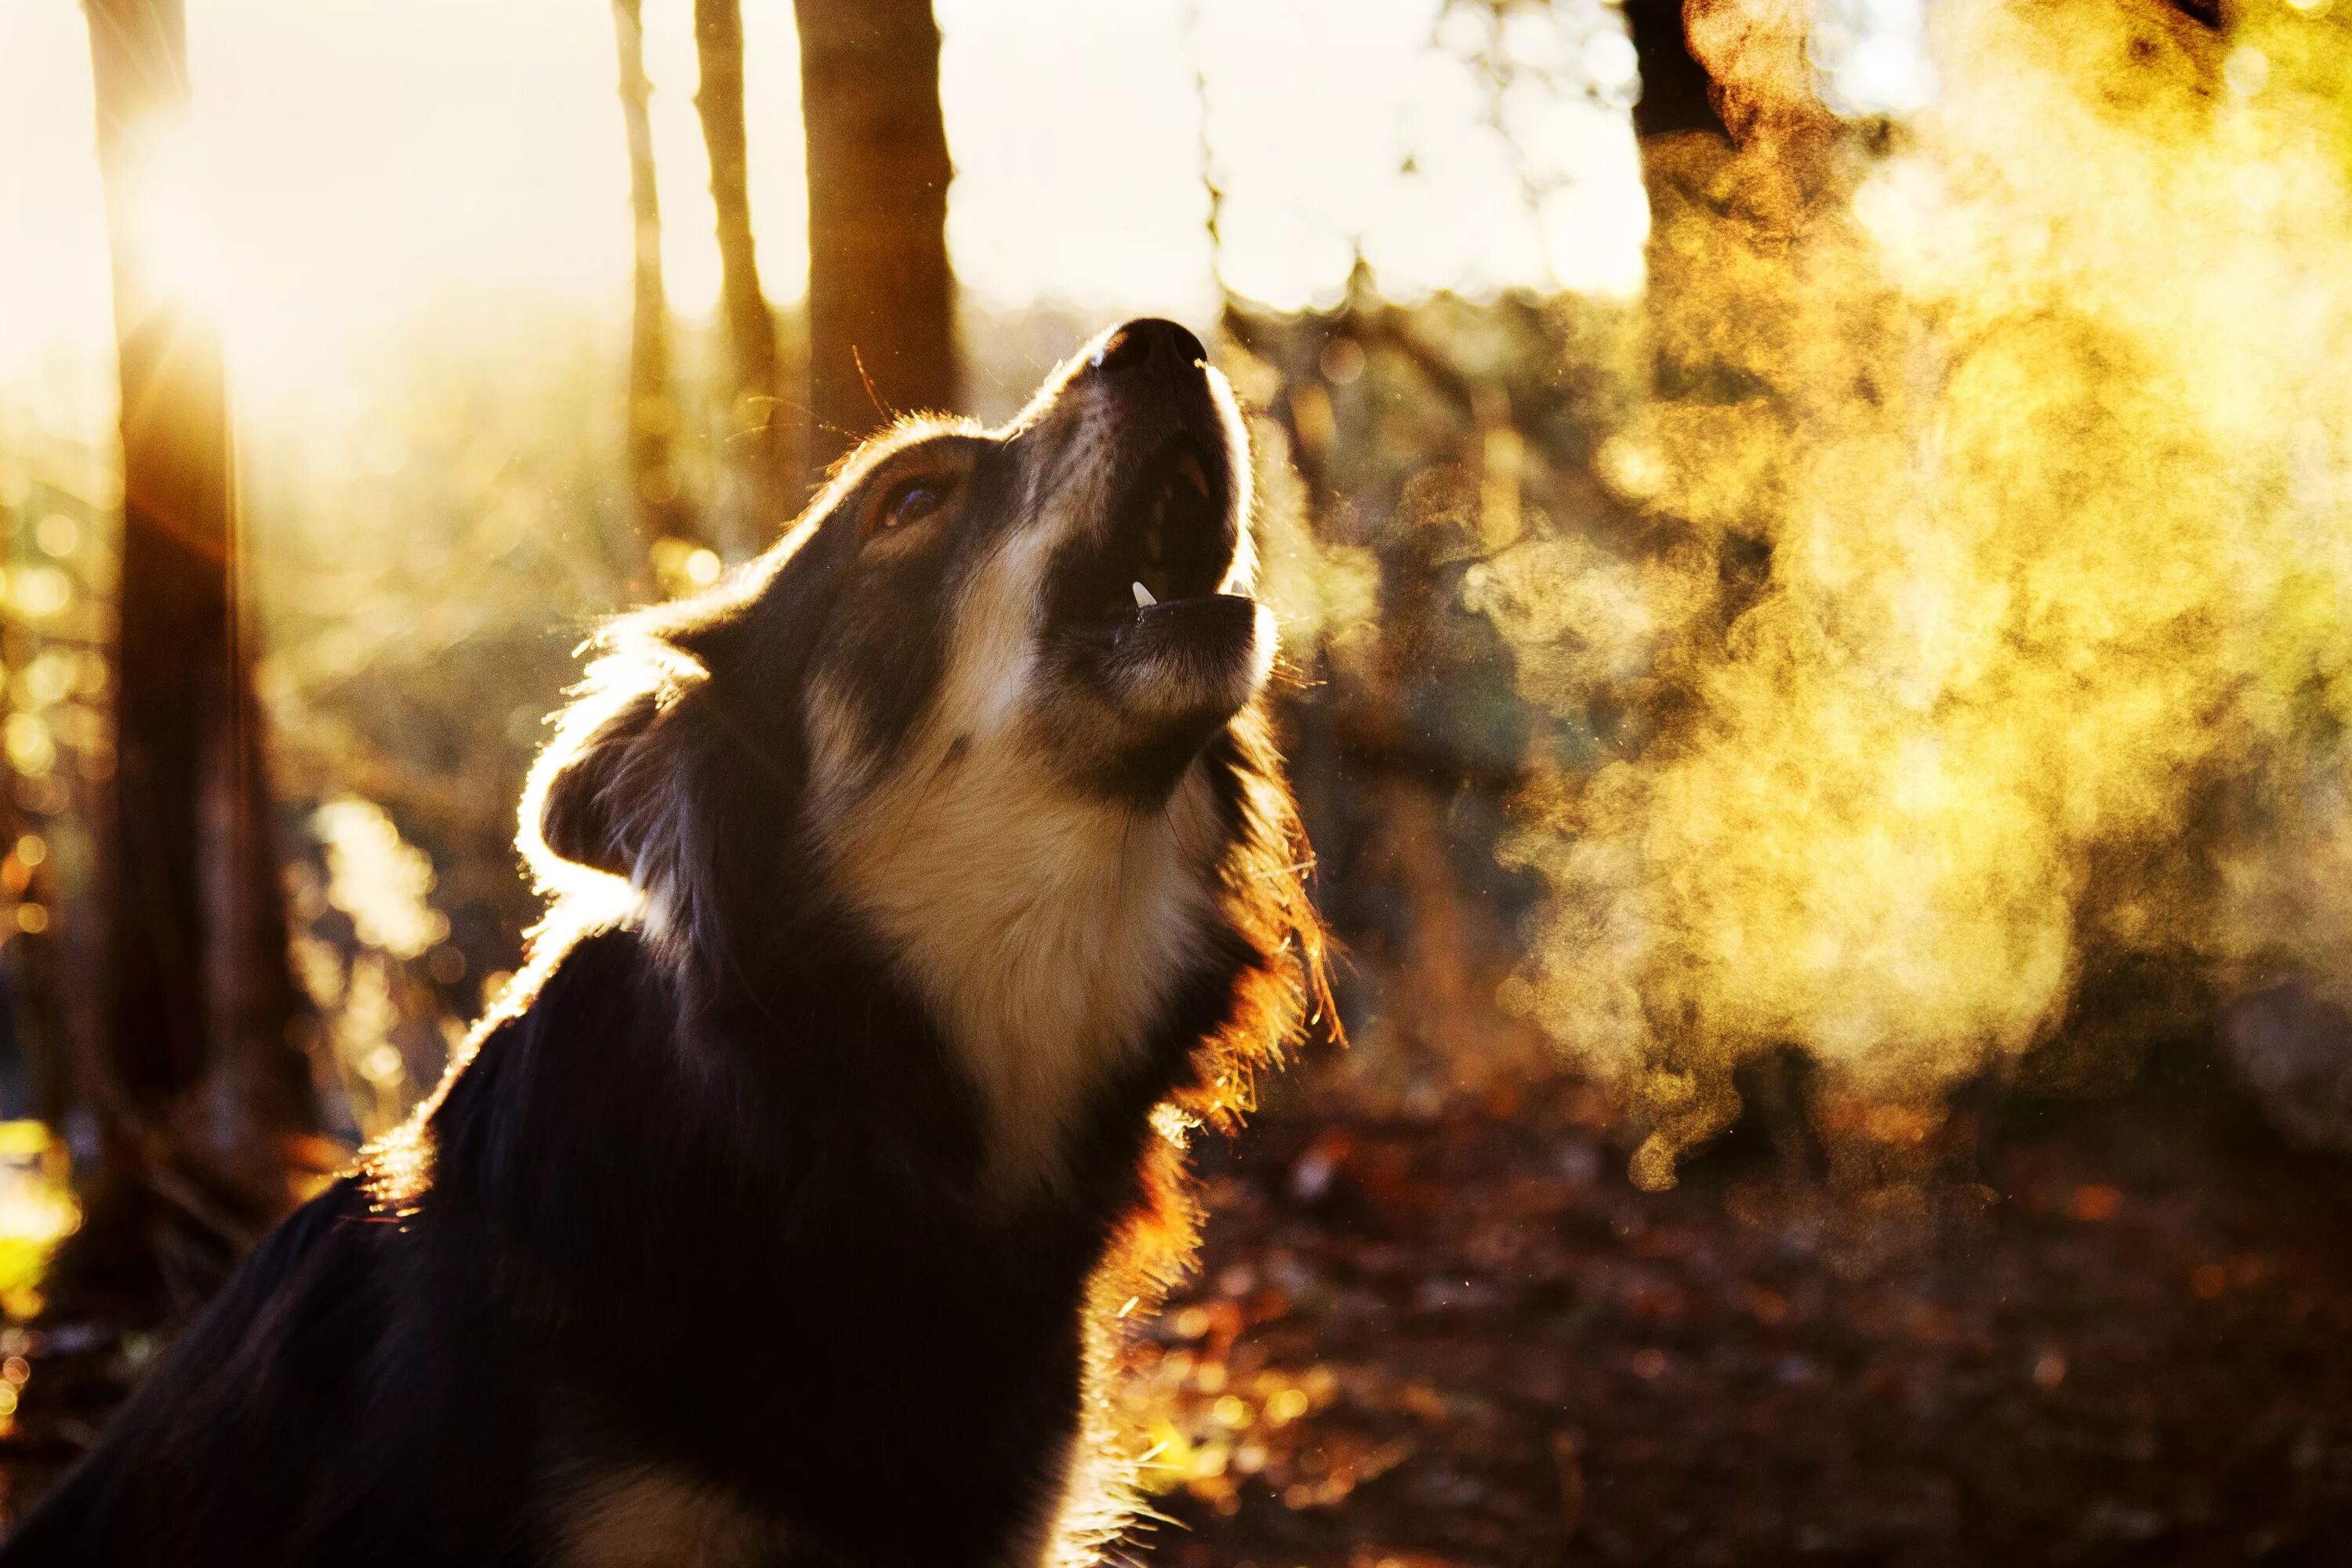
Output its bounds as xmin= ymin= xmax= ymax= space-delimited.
xmin=1497 ymin=0 xmax=2352 ymax=1188
xmin=0 ymin=1123 xmax=76 ymax=1330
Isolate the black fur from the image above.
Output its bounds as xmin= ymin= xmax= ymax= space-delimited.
xmin=9 ymin=910 xmax=1255 ymax=1566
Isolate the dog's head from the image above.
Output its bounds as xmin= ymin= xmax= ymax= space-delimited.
xmin=520 ymin=321 xmax=1321 ymax=1181
xmin=526 ymin=317 xmax=1272 ymax=891
xmin=793 ymin=315 xmax=1274 ymax=813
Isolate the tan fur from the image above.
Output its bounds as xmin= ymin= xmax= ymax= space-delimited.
xmin=809 ymin=449 xmax=1236 ymax=1196
xmin=822 ymin=711 xmax=1229 ymax=1198
xmin=804 ymin=353 xmax=1272 ymax=1203
xmin=555 ymin=1468 xmax=781 ymax=1568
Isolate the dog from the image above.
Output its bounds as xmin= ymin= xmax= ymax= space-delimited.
xmin=5 ymin=318 xmax=1327 ymax=1566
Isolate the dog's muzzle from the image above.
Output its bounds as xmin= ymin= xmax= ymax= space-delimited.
xmin=1049 ymin=318 xmax=1249 ymax=644
xmin=1041 ymin=318 xmax=1271 ymax=787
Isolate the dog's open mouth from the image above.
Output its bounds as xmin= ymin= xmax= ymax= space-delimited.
xmin=1051 ymin=434 xmax=1240 ymax=636
xmin=1032 ymin=368 xmax=1269 ymax=783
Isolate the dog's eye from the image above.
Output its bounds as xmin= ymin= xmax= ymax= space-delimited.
xmin=874 ymin=477 xmax=950 ymax=534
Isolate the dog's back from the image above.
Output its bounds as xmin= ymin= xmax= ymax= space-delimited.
xmin=9 ymin=946 xmax=584 ymax=1567
xmin=8 ymin=1181 xmax=529 ymax=1565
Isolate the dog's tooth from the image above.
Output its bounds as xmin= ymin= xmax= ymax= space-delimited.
xmin=1132 ymin=581 xmax=1157 ymax=609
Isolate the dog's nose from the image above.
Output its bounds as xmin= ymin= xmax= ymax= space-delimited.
xmin=1091 ymin=318 xmax=1208 ymax=375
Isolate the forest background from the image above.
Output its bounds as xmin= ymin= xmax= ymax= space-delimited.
xmin=3 ymin=0 xmax=2352 ymax=1560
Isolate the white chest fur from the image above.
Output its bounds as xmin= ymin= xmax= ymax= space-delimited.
xmin=818 ymin=720 xmax=1224 ymax=1198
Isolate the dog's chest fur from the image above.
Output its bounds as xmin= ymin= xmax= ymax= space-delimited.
xmin=822 ymin=724 xmax=1225 ymax=1196
xmin=555 ymin=1468 xmax=781 ymax=1568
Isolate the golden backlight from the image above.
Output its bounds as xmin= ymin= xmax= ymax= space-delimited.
xmin=1493 ymin=0 xmax=2352 ymax=1185
xmin=0 ymin=0 xmax=1644 ymax=423
xmin=6 ymin=0 xmax=2347 ymax=1200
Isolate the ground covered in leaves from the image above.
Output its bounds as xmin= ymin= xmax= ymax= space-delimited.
xmin=1127 ymin=1071 xmax=2352 ymax=1567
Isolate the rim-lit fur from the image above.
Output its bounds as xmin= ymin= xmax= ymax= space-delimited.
xmin=510 ymin=339 xmax=1318 ymax=1195
xmin=503 ymin=326 xmax=1331 ymax=1555
xmin=5 ymin=324 xmax=1330 ymax=1568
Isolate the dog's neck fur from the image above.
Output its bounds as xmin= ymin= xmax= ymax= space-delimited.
xmin=818 ymin=716 xmax=1226 ymax=1200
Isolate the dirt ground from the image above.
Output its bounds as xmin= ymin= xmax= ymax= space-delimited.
xmin=1129 ymin=1069 xmax=2352 ymax=1567
xmin=5 ymin=1066 xmax=2349 ymax=1564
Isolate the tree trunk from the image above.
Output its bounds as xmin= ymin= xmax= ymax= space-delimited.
xmin=612 ymin=0 xmax=690 ymax=564
xmin=692 ymin=0 xmax=787 ymax=552
xmin=1621 ymin=0 xmax=1728 ymax=140
xmin=78 ymin=0 xmax=318 ymax=1318
xmin=1622 ymin=0 xmax=1736 ymax=310
xmin=795 ymin=0 xmax=957 ymax=476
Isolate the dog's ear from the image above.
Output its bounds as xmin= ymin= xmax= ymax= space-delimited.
xmin=525 ymin=682 xmax=666 ymax=881
xmin=663 ymin=613 xmax=742 ymax=677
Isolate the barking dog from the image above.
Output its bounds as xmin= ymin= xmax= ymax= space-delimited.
xmin=5 ymin=319 xmax=1327 ymax=1567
